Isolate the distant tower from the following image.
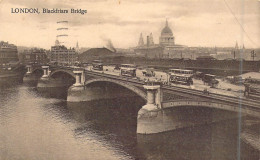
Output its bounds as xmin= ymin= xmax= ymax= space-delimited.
xmin=138 ymin=33 xmax=144 ymax=46
xmin=76 ymin=41 xmax=80 ymax=53
xmin=241 ymin=44 xmax=246 ymax=58
xmin=159 ymin=19 xmax=175 ymax=46
xmin=147 ymin=36 xmax=150 ymax=47
xmin=235 ymin=41 xmax=239 ymax=50
xmin=234 ymin=41 xmax=239 ymax=59
xmin=149 ymin=33 xmax=154 ymax=45
xmin=55 ymin=39 xmax=60 ymax=46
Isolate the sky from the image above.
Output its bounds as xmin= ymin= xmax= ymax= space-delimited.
xmin=0 ymin=0 xmax=259 ymax=49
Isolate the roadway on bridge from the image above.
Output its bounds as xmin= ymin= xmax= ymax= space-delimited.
xmin=88 ymin=65 xmax=245 ymax=97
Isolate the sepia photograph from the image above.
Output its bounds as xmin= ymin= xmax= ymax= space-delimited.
xmin=0 ymin=0 xmax=260 ymax=159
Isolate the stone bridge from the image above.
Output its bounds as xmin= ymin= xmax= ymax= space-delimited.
xmin=28 ymin=65 xmax=260 ymax=134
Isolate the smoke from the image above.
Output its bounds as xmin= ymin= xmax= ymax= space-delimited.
xmin=106 ymin=39 xmax=116 ymax=52
xmin=101 ymin=36 xmax=116 ymax=52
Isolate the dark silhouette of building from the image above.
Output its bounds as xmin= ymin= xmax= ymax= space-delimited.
xmin=78 ymin=47 xmax=116 ymax=62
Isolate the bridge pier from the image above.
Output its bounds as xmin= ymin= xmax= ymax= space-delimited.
xmin=23 ymin=64 xmax=33 ymax=82
xmin=67 ymin=69 xmax=90 ymax=102
xmin=137 ymin=82 xmax=164 ymax=134
xmin=41 ymin=65 xmax=50 ymax=79
xmin=73 ymin=70 xmax=85 ymax=87
xmin=137 ymin=82 xmax=242 ymax=134
xmin=69 ymin=68 xmax=85 ymax=90
xmin=23 ymin=64 xmax=41 ymax=85
xmin=142 ymin=82 xmax=162 ymax=111
xmin=25 ymin=64 xmax=32 ymax=75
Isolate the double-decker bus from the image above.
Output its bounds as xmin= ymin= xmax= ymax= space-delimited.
xmin=168 ymin=69 xmax=193 ymax=85
xmin=244 ymin=78 xmax=260 ymax=99
xmin=169 ymin=69 xmax=193 ymax=77
xmin=120 ymin=64 xmax=136 ymax=77
xmin=92 ymin=60 xmax=103 ymax=71
xmin=169 ymin=74 xmax=193 ymax=85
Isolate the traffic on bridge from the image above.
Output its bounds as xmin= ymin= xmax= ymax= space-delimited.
xmin=77 ymin=60 xmax=260 ymax=100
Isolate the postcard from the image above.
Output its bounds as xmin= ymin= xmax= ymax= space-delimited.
xmin=0 ymin=0 xmax=259 ymax=159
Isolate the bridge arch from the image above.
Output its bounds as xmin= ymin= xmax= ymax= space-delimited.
xmin=84 ymin=78 xmax=147 ymax=100
xmin=47 ymin=69 xmax=77 ymax=86
xmin=31 ymin=67 xmax=44 ymax=74
xmin=49 ymin=69 xmax=75 ymax=79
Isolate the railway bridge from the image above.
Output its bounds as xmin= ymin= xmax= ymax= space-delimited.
xmin=26 ymin=65 xmax=260 ymax=134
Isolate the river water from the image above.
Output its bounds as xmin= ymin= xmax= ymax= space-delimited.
xmin=0 ymin=84 xmax=259 ymax=160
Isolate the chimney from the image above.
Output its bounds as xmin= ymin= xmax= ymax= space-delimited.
xmin=149 ymin=33 xmax=154 ymax=45
xmin=147 ymin=36 xmax=150 ymax=47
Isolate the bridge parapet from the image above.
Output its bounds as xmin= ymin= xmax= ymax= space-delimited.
xmin=144 ymin=81 xmax=162 ymax=86
xmin=162 ymin=100 xmax=260 ymax=118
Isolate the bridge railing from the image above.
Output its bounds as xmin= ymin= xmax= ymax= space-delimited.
xmin=145 ymin=81 xmax=162 ymax=86
xmin=162 ymin=99 xmax=260 ymax=111
xmin=162 ymin=99 xmax=260 ymax=116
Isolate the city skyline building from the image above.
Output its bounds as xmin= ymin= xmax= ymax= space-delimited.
xmin=76 ymin=41 xmax=80 ymax=53
xmin=0 ymin=41 xmax=19 ymax=63
xmin=135 ymin=19 xmax=186 ymax=59
xmin=134 ymin=19 xmax=257 ymax=60
xmin=20 ymin=48 xmax=48 ymax=64
xmin=50 ymin=43 xmax=78 ymax=64
xmin=159 ymin=19 xmax=175 ymax=47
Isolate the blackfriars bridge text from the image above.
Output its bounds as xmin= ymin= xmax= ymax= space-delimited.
xmin=11 ymin=8 xmax=87 ymax=15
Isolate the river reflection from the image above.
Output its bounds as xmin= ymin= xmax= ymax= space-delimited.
xmin=0 ymin=85 xmax=259 ymax=160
